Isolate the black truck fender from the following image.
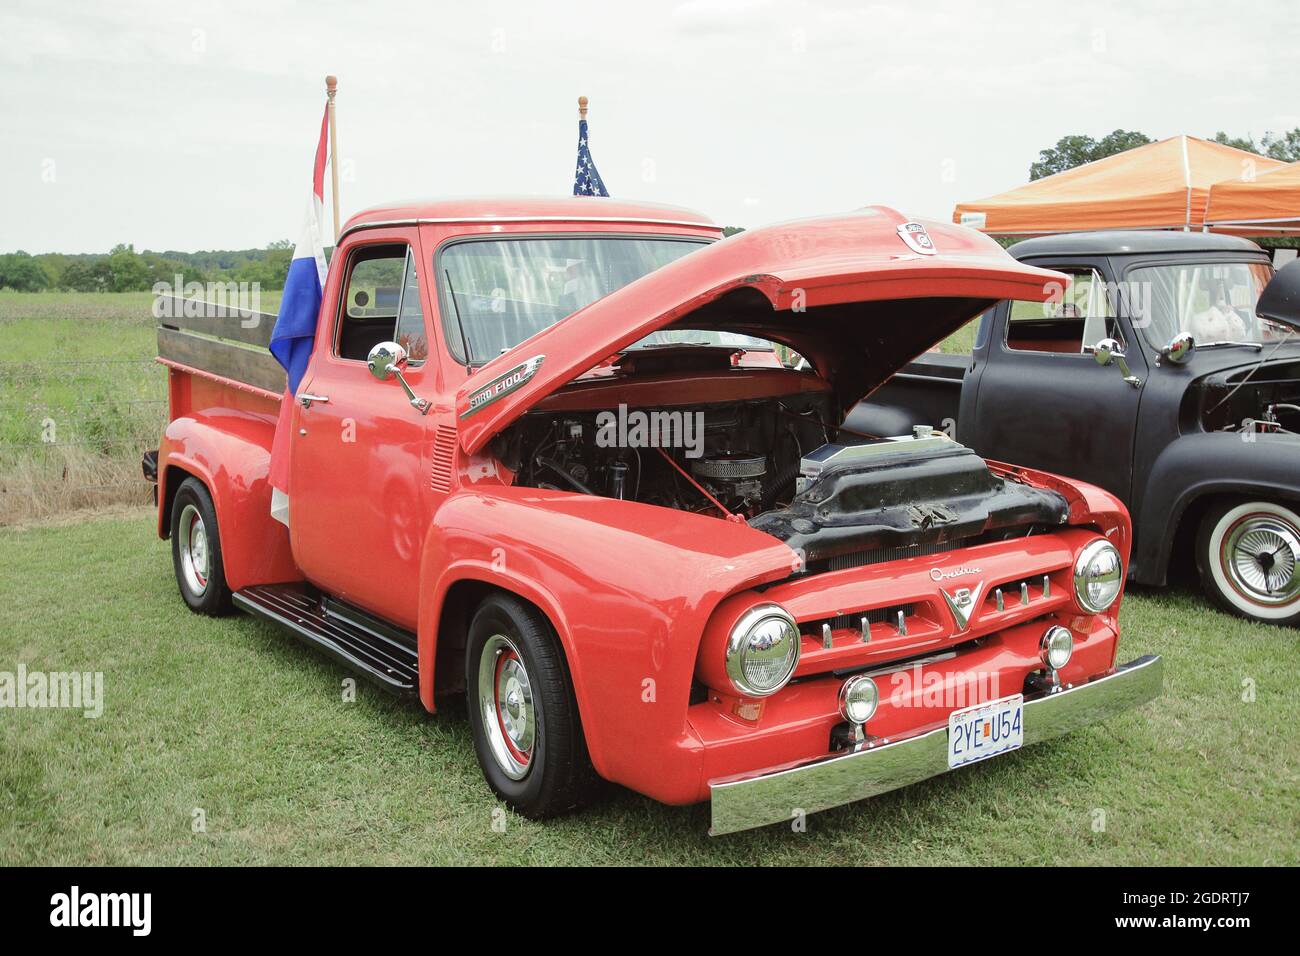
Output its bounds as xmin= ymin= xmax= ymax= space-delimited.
xmin=1135 ymin=431 xmax=1300 ymax=586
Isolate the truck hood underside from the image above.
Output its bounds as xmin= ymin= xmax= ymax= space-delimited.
xmin=456 ymin=208 xmax=1066 ymax=454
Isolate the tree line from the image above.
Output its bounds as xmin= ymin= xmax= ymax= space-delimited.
xmin=1030 ymin=128 xmax=1300 ymax=180
xmin=0 ymin=241 xmax=299 ymax=293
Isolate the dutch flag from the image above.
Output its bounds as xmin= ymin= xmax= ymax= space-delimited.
xmin=267 ymin=103 xmax=330 ymax=526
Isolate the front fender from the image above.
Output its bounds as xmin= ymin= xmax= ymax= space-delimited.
xmin=157 ymin=409 xmax=299 ymax=592
xmin=417 ymin=487 xmax=797 ymax=803
xmin=1137 ymin=431 xmax=1300 ymax=585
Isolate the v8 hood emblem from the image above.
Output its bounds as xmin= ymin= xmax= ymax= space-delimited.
xmin=940 ymin=583 xmax=984 ymax=632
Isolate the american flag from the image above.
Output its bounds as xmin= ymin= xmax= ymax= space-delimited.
xmin=573 ymin=118 xmax=608 ymax=196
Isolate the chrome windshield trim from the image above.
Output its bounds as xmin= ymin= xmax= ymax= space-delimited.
xmin=708 ymin=654 xmax=1163 ymax=836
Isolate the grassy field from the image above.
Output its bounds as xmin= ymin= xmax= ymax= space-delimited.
xmin=0 ymin=292 xmax=279 ymax=525
xmin=1 ymin=510 xmax=1296 ymax=866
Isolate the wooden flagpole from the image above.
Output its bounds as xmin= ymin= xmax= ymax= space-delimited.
xmin=326 ymin=75 xmax=341 ymax=242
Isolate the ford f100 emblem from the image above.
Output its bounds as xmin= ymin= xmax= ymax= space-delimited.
xmin=897 ymin=221 xmax=937 ymax=256
xmin=460 ymin=354 xmax=545 ymax=418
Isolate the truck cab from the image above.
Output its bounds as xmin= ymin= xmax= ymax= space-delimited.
xmin=850 ymin=231 xmax=1300 ymax=625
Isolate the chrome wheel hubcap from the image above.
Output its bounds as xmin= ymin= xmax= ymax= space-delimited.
xmin=477 ymin=634 xmax=535 ymax=780
xmin=1223 ymin=515 xmax=1300 ymax=606
xmin=178 ymin=504 xmax=209 ymax=596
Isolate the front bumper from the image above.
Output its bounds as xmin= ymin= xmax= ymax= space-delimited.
xmin=708 ymin=654 xmax=1162 ymax=835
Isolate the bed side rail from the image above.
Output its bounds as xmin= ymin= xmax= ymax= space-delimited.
xmin=155 ymin=294 xmax=286 ymax=394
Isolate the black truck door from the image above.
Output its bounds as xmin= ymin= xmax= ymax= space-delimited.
xmin=966 ymin=260 xmax=1145 ymax=503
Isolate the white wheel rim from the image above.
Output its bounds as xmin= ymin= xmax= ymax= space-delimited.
xmin=477 ymin=634 xmax=535 ymax=780
xmin=178 ymin=504 xmax=209 ymax=596
xmin=1209 ymin=502 xmax=1300 ymax=619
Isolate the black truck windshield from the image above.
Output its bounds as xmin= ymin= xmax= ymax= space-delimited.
xmin=1129 ymin=260 xmax=1289 ymax=349
xmin=438 ymin=236 xmax=712 ymax=365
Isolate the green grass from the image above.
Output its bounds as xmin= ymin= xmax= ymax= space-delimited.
xmin=0 ymin=292 xmax=279 ymax=524
xmin=1 ymin=511 xmax=1296 ymax=865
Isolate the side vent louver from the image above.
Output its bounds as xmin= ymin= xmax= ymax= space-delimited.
xmin=430 ymin=425 xmax=456 ymax=493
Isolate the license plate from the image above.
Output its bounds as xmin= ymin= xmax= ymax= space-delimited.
xmin=947 ymin=693 xmax=1023 ymax=769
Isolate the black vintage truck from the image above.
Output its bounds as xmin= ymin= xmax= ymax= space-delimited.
xmin=849 ymin=231 xmax=1300 ymax=626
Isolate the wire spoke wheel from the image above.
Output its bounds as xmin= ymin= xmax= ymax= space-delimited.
xmin=1222 ymin=514 xmax=1300 ymax=606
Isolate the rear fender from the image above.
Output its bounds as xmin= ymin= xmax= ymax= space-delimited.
xmin=157 ymin=411 xmax=299 ymax=592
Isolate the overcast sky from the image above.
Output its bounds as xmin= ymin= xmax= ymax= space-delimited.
xmin=2 ymin=0 xmax=1298 ymax=253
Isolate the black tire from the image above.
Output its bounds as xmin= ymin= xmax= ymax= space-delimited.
xmin=1195 ymin=498 xmax=1300 ymax=627
xmin=465 ymin=593 xmax=598 ymax=818
xmin=170 ymin=477 xmax=234 ymax=616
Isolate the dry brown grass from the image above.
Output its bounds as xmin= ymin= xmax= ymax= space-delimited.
xmin=0 ymin=445 xmax=153 ymax=527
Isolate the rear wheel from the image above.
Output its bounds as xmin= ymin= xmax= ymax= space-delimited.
xmin=465 ymin=594 xmax=597 ymax=818
xmin=170 ymin=477 xmax=233 ymax=615
xmin=1196 ymin=499 xmax=1300 ymax=627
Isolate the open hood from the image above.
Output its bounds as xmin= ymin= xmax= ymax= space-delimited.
xmin=457 ymin=206 xmax=1064 ymax=454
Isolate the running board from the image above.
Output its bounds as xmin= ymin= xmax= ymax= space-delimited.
xmin=233 ymin=584 xmax=419 ymax=695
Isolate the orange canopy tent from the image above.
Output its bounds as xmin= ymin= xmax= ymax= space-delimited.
xmin=1204 ymin=161 xmax=1300 ymax=233
xmin=953 ymin=136 xmax=1285 ymax=235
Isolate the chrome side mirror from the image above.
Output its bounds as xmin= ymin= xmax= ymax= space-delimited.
xmin=367 ymin=340 xmax=407 ymax=381
xmin=1160 ymin=332 xmax=1196 ymax=365
xmin=367 ymin=341 xmax=431 ymax=414
xmin=1091 ymin=337 xmax=1142 ymax=387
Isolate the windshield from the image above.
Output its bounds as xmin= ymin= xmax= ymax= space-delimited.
xmin=439 ymin=236 xmax=716 ymax=365
xmin=1128 ymin=260 xmax=1288 ymax=350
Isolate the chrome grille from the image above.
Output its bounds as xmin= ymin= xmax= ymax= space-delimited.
xmin=827 ymin=537 xmax=970 ymax=573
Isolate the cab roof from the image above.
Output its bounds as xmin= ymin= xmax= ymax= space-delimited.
xmin=1008 ymin=230 xmax=1263 ymax=259
xmin=339 ymin=195 xmax=720 ymax=239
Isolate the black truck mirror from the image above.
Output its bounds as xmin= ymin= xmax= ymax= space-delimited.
xmin=1160 ymin=332 xmax=1196 ymax=365
xmin=1256 ymin=258 xmax=1300 ymax=330
xmin=1092 ymin=337 xmax=1142 ymax=388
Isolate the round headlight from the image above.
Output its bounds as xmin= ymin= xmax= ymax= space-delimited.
xmin=1040 ymin=625 xmax=1074 ymax=671
xmin=838 ymin=674 xmax=879 ymax=724
xmin=725 ymin=604 xmax=800 ymax=697
xmin=1074 ymin=539 xmax=1123 ymax=612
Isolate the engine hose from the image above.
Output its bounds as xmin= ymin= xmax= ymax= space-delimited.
xmin=536 ymin=457 xmax=596 ymax=495
xmin=762 ymin=459 xmax=801 ymax=510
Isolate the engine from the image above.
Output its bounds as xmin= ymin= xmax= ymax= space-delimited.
xmin=495 ymin=392 xmax=834 ymax=517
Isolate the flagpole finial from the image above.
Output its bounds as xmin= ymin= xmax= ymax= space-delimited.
xmin=326 ymin=75 xmax=337 ymax=97
xmin=578 ymin=95 xmax=588 ymax=119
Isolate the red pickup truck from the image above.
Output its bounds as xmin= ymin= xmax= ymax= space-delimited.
xmin=150 ymin=197 xmax=1162 ymax=834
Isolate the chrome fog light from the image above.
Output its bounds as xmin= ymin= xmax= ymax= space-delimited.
xmin=725 ymin=604 xmax=801 ymax=697
xmin=1074 ymin=539 xmax=1123 ymax=612
xmin=1040 ymin=625 xmax=1074 ymax=671
xmin=838 ymin=674 xmax=879 ymax=725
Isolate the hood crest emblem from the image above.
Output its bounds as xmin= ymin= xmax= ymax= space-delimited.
xmin=896 ymin=221 xmax=937 ymax=256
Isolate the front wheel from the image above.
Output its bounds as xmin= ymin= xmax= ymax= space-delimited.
xmin=465 ymin=594 xmax=597 ymax=818
xmin=1196 ymin=499 xmax=1300 ymax=627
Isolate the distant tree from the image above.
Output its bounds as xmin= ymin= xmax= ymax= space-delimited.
xmin=0 ymin=252 xmax=50 ymax=291
xmin=58 ymin=259 xmax=110 ymax=292
xmin=1029 ymin=129 xmax=1154 ymax=180
xmin=106 ymin=243 xmax=151 ymax=292
xmin=722 ymin=226 xmax=745 ymax=237
xmin=1210 ymin=128 xmax=1300 ymax=162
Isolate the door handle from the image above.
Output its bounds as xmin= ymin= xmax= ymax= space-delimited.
xmin=299 ymin=393 xmax=330 ymax=408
